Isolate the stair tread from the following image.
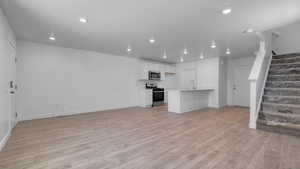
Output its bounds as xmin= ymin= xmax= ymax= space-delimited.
xmin=272 ymin=56 xmax=300 ymax=60
xmin=269 ymin=74 xmax=300 ymax=77
xmin=273 ymin=53 xmax=300 ymax=57
xmin=257 ymin=119 xmax=300 ymax=137
xmin=261 ymin=111 xmax=300 ymax=117
xmin=267 ymin=81 xmax=300 ymax=83
xmin=262 ymin=102 xmax=300 ymax=108
xmin=270 ymin=68 xmax=300 ymax=70
xmin=271 ymin=62 xmax=300 ymax=66
xmin=265 ymin=87 xmax=300 ymax=91
xmin=263 ymin=95 xmax=300 ymax=98
xmin=257 ymin=119 xmax=300 ymax=129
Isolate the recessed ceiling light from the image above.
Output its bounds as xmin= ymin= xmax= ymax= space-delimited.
xmin=79 ymin=17 xmax=88 ymax=23
xmin=180 ymin=57 xmax=184 ymax=62
xmin=149 ymin=37 xmax=155 ymax=44
xmin=222 ymin=8 xmax=232 ymax=15
xmin=211 ymin=41 xmax=216 ymax=48
xmin=226 ymin=48 xmax=231 ymax=55
xmin=127 ymin=45 xmax=132 ymax=52
xmin=243 ymin=28 xmax=254 ymax=33
xmin=200 ymin=53 xmax=204 ymax=59
xmin=49 ymin=33 xmax=56 ymax=41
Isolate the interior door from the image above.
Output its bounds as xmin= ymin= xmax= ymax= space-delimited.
xmin=233 ymin=66 xmax=251 ymax=107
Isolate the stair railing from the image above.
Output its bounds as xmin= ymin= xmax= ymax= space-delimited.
xmin=248 ymin=32 xmax=273 ymax=129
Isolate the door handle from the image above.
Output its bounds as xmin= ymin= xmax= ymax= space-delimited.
xmin=10 ymin=91 xmax=15 ymax=94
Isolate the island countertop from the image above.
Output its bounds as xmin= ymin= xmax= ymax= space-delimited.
xmin=167 ymin=89 xmax=213 ymax=114
xmin=167 ymin=88 xmax=214 ymax=92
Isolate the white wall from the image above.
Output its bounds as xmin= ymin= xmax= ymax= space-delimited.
xmin=176 ymin=57 xmax=222 ymax=108
xmin=196 ymin=57 xmax=221 ymax=108
xmin=0 ymin=8 xmax=16 ymax=150
xmin=227 ymin=57 xmax=255 ymax=106
xmin=219 ymin=58 xmax=228 ymax=107
xmin=273 ymin=20 xmax=300 ymax=54
xmin=17 ymin=40 xmax=140 ymax=121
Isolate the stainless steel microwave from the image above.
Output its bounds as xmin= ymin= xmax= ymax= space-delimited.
xmin=148 ymin=71 xmax=161 ymax=80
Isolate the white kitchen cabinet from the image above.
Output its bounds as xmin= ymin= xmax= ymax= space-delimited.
xmin=170 ymin=65 xmax=176 ymax=73
xmin=139 ymin=61 xmax=149 ymax=80
xmin=138 ymin=60 xmax=176 ymax=80
xmin=164 ymin=91 xmax=168 ymax=103
xmin=165 ymin=65 xmax=176 ymax=74
xmin=149 ymin=63 xmax=160 ymax=72
xmin=159 ymin=64 xmax=166 ymax=81
xmin=139 ymin=89 xmax=153 ymax=107
xmin=147 ymin=63 xmax=154 ymax=72
xmin=165 ymin=65 xmax=171 ymax=73
xmin=168 ymin=89 xmax=213 ymax=113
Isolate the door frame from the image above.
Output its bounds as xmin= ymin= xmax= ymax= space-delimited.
xmin=8 ymin=40 xmax=17 ymax=129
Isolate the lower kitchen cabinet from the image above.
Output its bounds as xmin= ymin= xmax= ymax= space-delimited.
xmin=138 ymin=89 xmax=153 ymax=107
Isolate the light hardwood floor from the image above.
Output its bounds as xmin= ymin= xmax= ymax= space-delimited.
xmin=0 ymin=106 xmax=300 ymax=169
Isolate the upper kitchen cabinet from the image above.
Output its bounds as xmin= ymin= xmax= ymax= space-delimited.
xmin=165 ymin=64 xmax=176 ymax=74
xmin=149 ymin=63 xmax=160 ymax=72
xmin=138 ymin=60 xmax=176 ymax=80
xmin=139 ymin=60 xmax=150 ymax=80
xmin=159 ymin=64 xmax=166 ymax=81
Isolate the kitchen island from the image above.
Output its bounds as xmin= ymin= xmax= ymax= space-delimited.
xmin=168 ymin=89 xmax=214 ymax=113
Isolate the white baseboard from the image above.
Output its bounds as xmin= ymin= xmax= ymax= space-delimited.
xmin=249 ymin=120 xmax=257 ymax=129
xmin=21 ymin=105 xmax=138 ymax=121
xmin=209 ymin=104 xmax=221 ymax=109
xmin=0 ymin=128 xmax=11 ymax=152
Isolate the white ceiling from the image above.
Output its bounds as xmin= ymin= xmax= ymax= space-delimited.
xmin=1 ymin=0 xmax=300 ymax=63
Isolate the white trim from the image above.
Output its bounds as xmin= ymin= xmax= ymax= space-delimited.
xmin=248 ymin=32 xmax=272 ymax=129
xmin=248 ymin=42 xmax=266 ymax=81
xmin=20 ymin=106 xmax=137 ymax=121
xmin=250 ymin=54 xmax=272 ymax=129
xmin=0 ymin=128 xmax=11 ymax=152
xmin=249 ymin=81 xmax=257 ymax=129
xmin=249 ymin=119 xmax=257 ymax=129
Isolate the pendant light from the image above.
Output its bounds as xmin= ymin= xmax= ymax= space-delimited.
xmin=49 ymin=33 xmax=56 ymax=41
xmin=163 ymin=50 xmax=167 ymax=59
xmin=211 ymin=41 xmax=216 ymax=48
xmin=183 ymin=48 xmax=188 ymax=55
xmin=149 ymin=37 xmax=155 ymax=44
xmin=226 ymin=48 xmax=231 ymax=55
xmin=200 ymin=52 xmax=204 ymax=59
xmin=127 ymin=45 xmax=132 ymax=52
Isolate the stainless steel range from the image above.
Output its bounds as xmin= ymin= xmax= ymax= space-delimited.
xmin=145 ymin=83 xmax=164 ymax=106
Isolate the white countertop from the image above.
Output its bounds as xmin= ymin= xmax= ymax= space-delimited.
xmin=167 ymin=88 xmax=214 ymax=92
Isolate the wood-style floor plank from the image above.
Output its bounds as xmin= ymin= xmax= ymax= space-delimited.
xmin=0 ymin=106 xmax=299 ymax=169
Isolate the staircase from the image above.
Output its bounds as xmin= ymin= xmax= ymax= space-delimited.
xmin=257 ymin=53 xmax=300 ymax=137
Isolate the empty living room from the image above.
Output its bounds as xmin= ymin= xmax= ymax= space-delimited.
xmin=1 ymin=0 xmax=300 ymax=169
